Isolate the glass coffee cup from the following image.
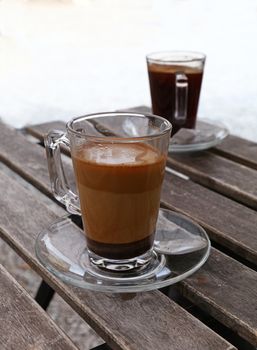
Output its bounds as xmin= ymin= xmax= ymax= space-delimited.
xmin=45 ymin=112 xmax=171 ymax=272
xmin=147 ymin=51 xmax=206 ymax=135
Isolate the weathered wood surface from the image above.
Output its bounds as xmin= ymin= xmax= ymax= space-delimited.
xmin=0 ymin=264 xmax=78 ymax=350
xmin=3 ymin=121 xmax=255 ymax=265
xmin=26 ymin=120 xmax=69 ymax=140
xmin=1 ymin=167 xmax=257 ymax=348
xmin=0 ymin=162 xmax=64 ymax=217
xmin=0 ymin=172 xmax=235 ymax=350
xmin=0 ymin=122 xmax=74 ymax=197
xmin=181 ymin=248 xmax=257 ymax=346
xmin=26 ymin=119 xmax=103 ymax=141
xmin=161 ymin=171 xmax=257 ymax=265
xmin=168 ymin=153 xmax=257 ymax=210
xmin=213 ymin=135 xmax=257 ymax=170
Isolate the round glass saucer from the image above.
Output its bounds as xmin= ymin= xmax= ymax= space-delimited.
xmin=35 ymin=209 xmax=210 ymax=293
xmin=169 ymin=119 xmax=229 ymax=153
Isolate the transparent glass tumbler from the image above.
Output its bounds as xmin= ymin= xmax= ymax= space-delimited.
xmin=147 ymin=51 xmax=206 ymax=135
xmin=45 ymin=112 xmax=172 ymax=272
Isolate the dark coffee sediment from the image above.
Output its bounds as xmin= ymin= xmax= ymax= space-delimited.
xmin=148 ymin=63 xmax=203 ymax=135
xmin=87 ymin=235 xmax=155 ymax=259
xmin=72 ymin=143 xmax=166 ymax=259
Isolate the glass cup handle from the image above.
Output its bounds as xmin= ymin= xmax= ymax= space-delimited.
xmin=174 ymin=72 xmax=188 ymax=122
xmin=44 ymin=131 xmax=81 ymax=215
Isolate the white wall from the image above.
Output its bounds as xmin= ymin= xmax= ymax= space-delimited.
xmin=0 ymin=0 xmax=257 ymax=141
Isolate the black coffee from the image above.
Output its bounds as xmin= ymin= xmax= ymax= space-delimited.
xmin=148 ymin=63 xmax=203 ymax=135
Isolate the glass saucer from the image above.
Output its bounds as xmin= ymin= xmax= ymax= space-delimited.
xmin=35 ymin=209 xmax=210 ymax=293
xmin=169 ymin=119 xmax=229 ymax=153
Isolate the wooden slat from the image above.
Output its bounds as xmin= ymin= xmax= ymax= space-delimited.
xmin=0 ymin=162 xmax=64 ymax=217
xmin=0 ymin=171 xmax=234 ymax=350
xmin=17 ymin=122 xmax=257 ymax=265
xmin=212 ymin=135 xmax=257 ymax=170
xmin=0 ymin=122 xmax=74 ymax=197
xmin=0 ymin=126 xmax=256 ymax=344
xmin=161 ymin=171 xmax=257 ymax=265
xmin=168 ymin=152 xmax=257 ymax=210
xmin=25 ymin=119 xmax=103 ymax=141
xmin=0 ymin=264 xmax=78 ymax=350
xmin=180 ymin=248 xmax=257 ymax=346
xmin=26 ymin=120 xmax=69 ymax=140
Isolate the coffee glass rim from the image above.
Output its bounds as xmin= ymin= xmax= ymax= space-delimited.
xmin=67 ymin=111 xmax=172 ymax=142
xmin=146 ymin=50 xmax=206 ymax=64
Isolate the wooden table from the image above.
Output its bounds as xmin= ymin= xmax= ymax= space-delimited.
xmin=0 ymin=106 xmax=257 ymax=350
